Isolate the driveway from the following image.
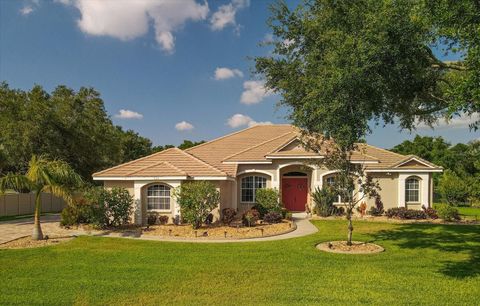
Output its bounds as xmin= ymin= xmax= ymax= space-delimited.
xmin=0 ymin=214 xmax=86 ymax=244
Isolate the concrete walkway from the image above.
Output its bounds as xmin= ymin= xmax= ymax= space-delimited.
xmin=0 ymin=213 xmax=318 ymax=244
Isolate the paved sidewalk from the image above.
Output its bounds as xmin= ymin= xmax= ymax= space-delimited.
xmin=0 ymin=213 xmax=318 ymax=244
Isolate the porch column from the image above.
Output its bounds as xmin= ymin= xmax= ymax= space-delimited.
xmin=133 ymin=181 xmax=145 ymax=225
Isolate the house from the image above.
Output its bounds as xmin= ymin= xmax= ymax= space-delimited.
xmin=93 ymin=124 xmax=442 ymax=225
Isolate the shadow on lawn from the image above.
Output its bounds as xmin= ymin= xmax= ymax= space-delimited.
xmin=370 ymin=223 xmax=480 ymax=279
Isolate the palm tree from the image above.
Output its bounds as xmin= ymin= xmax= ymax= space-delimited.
xmin=0 ymin=155 xmax=82 ymax=240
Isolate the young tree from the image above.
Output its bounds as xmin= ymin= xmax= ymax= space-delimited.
xmin=174 ymin=181 xmax=220 ymax=229
xmin=0 ymin=156 xmax=83 ymax=240
xmin=303 ymin=135 xmax=379 ymax=245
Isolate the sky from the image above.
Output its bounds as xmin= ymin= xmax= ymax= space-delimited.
xmin=1 ymin=0 xmax=478 ymax=149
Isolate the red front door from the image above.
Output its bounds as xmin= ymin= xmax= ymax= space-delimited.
xmin=282 ymin=178 xmax=308 ymax=211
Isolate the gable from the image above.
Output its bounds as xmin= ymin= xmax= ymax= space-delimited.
xmin=396 ymin=159 xmax=433 ymax=169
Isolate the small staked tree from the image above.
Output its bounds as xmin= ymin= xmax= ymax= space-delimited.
xmin=0 ymin=155 xmax=82 ymax=240
xmin=302 ymin=135 xmax=379 ymax=245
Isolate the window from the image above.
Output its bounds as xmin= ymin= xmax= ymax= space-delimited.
xmin=147 ymin=184 xmax=171 ymax=210
xmin=325 ymin=176 xmax=353 ymax=203
xmin=405 ymin=177 xmax=420 ymax=203
xmin=241 ymin=176 xmax=267 ymax=203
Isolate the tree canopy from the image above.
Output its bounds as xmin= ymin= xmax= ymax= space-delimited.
xmin=255 ymin=0 xmax=479 ymax=148
xmin=0 ymin=83 xmax=205 ymax=180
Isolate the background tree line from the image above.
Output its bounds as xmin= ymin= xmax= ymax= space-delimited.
xmin=0 ymin=82 xmax=204 ymax=180
xmin=392 ymin=136 xmax=480 ymax=205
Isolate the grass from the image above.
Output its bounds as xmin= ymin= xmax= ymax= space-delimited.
xmin=434 ymin=203 xmax=480 ymax=221
xmin=1 ymin=220 xmax=479 ymax=305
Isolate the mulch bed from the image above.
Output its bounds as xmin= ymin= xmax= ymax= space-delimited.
xmin=0 ymin=236 xmax=74 ymax=249
xmin=312 ymin=215 xmax=480 ymax=225
xmin=316 ymin=241 xmax=384 ymax=254
xmin=142 ymin=220 xmax=295 ymax=239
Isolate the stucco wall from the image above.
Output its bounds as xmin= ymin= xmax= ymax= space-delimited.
xmin=367 ymin=173 xmax=399 ymax=209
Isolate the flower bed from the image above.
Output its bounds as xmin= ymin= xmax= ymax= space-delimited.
xmin=142 ymin=220 xmax=294 ymax=239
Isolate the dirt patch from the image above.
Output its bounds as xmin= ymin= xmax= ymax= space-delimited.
xmin=142 ymin=220 xmax=295 ymax=239
xmin=316 ymin=241 xmax=384 ymax=254
xmin=0 ymin=236 xmax=74 ymax=249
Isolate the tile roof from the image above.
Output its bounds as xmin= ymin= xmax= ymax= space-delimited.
xmin=93 ymin=124 xmax=441 ymax=179
xmin=93 ymin=147 xmax=226 ymax=178
xmin=186 ymin=124 xmax=297 ymax=175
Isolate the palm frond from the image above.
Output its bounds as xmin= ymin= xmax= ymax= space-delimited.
xmin=0 ymin=173 xmax=33 ymax=194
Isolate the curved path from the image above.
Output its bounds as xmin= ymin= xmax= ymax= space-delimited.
xmin=0 ymin=213 xmax=318 ymax=244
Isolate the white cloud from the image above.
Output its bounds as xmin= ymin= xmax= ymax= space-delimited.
xmin=114 ymin=109 xmax=143 ymax=119
xmin=58 ymin=0 xmax=209 ymax=53
xmin=20 ymin=5 xmax=34 ymax=16
xmin=175 ymin=121 xmax=194 ymax=131
xmin=227 ymin=114 xmax=271 ymax=128
xmin=240 ymin=80 xmax=273 ymax=104
xmin=210 ymin=0 xmax=249 ymax=31
xmin=214 ymin=67 xmax=243 ymax=80
xmin=417 ymin=113 xmax=479 ymax=129
xmin=20 ymin=0 xmax=40 ymax=16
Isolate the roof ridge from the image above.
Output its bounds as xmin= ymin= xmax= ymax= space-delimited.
xmin=362 ymin=143 xmax=406 ymax=158
xmin=162 ymin=160 xmax=189 ymax=175
xmin=92 ymin=148 xmax=176 ymax=177
xmin=186 ymin=124 xmax=295 ymax=153
xmin=265 ymin=135 xmax=301 ymax=155
xmin=174 ymin=147 xmax=227 ymax=175
xmin=222 ymin=131 xmax=296 ymax=162
xmin=185 ymin=125 xmax=262 ymax=153
xmin=126 ymin=160 xmax=168 ymax=176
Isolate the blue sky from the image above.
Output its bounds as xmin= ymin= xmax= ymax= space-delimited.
xmin=1 ymin=0 xmax=478 ymax=149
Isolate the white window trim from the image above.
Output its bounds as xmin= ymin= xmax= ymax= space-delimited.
xmin=405 ymin=177 xmax=420 ymax=203
xmin=240 ymin=175 xmax=267 ymax=204
xmin=146 ymin=184 xmax=171 ymax=211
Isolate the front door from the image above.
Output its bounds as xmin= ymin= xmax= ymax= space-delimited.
xmin=282 ymin=178 xmax=308 ymax=211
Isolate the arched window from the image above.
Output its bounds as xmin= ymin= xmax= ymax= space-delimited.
xmin=405 ymin=177 xmax=420 ymax=203
xmin=241 ymin=176 xmax=267 ymax=203
xmin=147 ymin=184 xmax=171 ymax=210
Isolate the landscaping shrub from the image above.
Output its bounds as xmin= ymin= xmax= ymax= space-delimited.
xmin=174 ymin=181 xmax=220 ymax=229
xmin=312 ymin=187 xmax=340 ymax=217
xmin=147 ymin=214 xmax=169 ymax=225
xmin=252 ymin=204 xmax=268 ymax=218
xmin=60 ymin=198 xmax=93 ymax=226
xmin=368 ymin=196 xmax=384 ymax=216
xmin=104 ymin=187 xmax=134 ymax=227
xmin=438 ymin=170 xmax=469 ymax=205
xmin=61 ymin=186 xmax=133 ymax=228
xmin=280 ymin=207 xmax=289 ymax=219
xmin=242 ymin=209 xmax=260 ymax=227
xmin=255 ymin=188 xmax=281 ymax=215
xmin=436 ymin=204 xmax=460 ymax=221
xmin=385 ymin=207 xmax=428 ymax=220
xmin=221 ymin=208 xmax=237 ymax=225
xmin=158 ymin=215 xmax=169 ymax=225
xmin=263 ymin=211 xmax=283 ymax=223
xmin=147 ymin=213 xmax=158 ymax=226
xmin=422 ymin=206 xmax=438 ymax=219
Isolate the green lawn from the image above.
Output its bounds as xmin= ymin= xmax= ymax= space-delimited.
xmin=434 ymin=203 xmax=480 ymax=221
xmin=457 ymin=207 xmax=480 ymax=220
xmin=1 ymin=220 xmax=479 ymax=305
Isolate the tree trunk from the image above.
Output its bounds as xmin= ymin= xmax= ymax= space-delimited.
xmin=346 ymin=210 xmax=353 ymax=246
xmin=32 ymin=192 xmax=44 ymax=240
